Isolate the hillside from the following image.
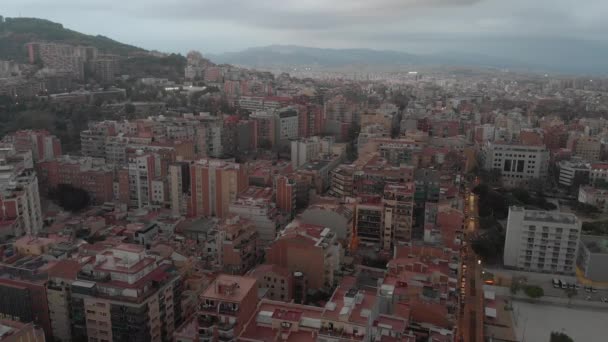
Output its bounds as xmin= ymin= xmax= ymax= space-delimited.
xmin=0 ymin=17 xmax=145 ymax=61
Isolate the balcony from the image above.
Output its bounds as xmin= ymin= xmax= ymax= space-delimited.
xmin=198 ymin=315 xmax=218 ymax=328
xmin=218 ymin=303 xmax=239 ymax=316
xmin=217 ymin=322 xmax=235 ymax=332
xmin=319 ymin=326 xmax=365 ymax=341
xmin=199 ymin=304 xmax=218 ymax=314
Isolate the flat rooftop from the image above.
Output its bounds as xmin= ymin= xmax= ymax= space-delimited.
xmin=202 ymin=274 xmax=257 ymax=302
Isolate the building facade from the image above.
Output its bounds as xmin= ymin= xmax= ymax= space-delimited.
xmin=504 ymin=207 xmax=581 ymax=274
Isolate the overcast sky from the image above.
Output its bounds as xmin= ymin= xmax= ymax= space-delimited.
xmin=3 ymin=0 xmax=608 ymax=55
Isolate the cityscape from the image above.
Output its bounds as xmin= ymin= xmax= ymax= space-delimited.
xmin=1 ymin=3 xmax=608 ymax=342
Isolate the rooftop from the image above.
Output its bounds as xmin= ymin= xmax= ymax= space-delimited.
xmin=201 ymin=274 xmax=257 ymax=302
xmin=512 ymin=207 xmax=578 ymax=225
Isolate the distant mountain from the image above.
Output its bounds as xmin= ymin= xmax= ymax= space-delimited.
xmin=208 ymin=44 xmax=531 ymax=71
xmin=209 ymin=45 xmax=428 ymax=67
xmin=209 ymin=44 xmax=608 ymax=75
xmin=0 ymin=17 xmax=145 ymax=61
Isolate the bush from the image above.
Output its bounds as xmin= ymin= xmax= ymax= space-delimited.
xmin=523 ymin=285 xmax=544 ymax=299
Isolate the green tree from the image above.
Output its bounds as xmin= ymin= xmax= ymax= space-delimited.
xmin=524 ymin=285 xmax=544 ymax=299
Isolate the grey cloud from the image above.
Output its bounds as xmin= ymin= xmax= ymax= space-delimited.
xmin=3 ymin=0 xmax=608 ymax=58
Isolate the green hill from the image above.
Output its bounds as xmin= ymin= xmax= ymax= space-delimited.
xmin=0 ymin=16 xmax=146 ymax=61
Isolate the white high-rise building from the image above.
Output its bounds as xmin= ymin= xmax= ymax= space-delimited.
xmin=276 ymin=108 xmax=299 ymax=148
xmin=504 ymin=206 xmax=580 ymax=275
xmin=482 ymin=142 xmax=549 ymax=187
xmin=0 ymin=146 xmax=42 ymax=236
xmin=291 ymin=137 xmax=322 ymax=169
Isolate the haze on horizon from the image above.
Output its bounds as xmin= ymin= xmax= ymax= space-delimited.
xmin=4 ymin=0 xmax=608 ymax=71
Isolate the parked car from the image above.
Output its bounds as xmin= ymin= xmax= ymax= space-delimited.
xmin=601 ymin=297 xmax=608 ymax=303
xmin=585 ymin=286 xmax=592 ymax=293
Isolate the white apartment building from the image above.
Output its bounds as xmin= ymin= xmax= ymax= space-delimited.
xmin=578 ymin=186 xmax=608 ymax=212
xmin=276 ymin=108 xmax=299 ymax=148
xmin=504 ymin=206 xmax=581 ymax=275
xmin=558 ymin=159 xmax=590 ymax=188
xmin=482 ymin=142 xmax=549 ymax=187
xmin=0 ymin=147 xmax=43 ymax=236
xmin=589 ymin=163 xmax=608 ymax=186
xmin=128 ymin=151 xmax=154 ymax=209
xmin=291 ymin=137 xmax=321 ymax=169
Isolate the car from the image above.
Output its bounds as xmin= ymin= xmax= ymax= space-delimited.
xmin=575 ymin=284 xmax=581 ymax=290
xmin=568 ymin=283 xmax=575 ymax=289
xmin=560 ymin=280 xmax=568 ymax=289
xmin=585 ymin=286 xmax=592 ymax=293
xmin=592 ymin=287 xmax=598 ymax=293
xmin=586 ymin=295 xmax=592 ymax=301
xmin=601 ymin=297 xmax=608 ymax=303
xmin=552 ymin=278 xmax=560 ymax=288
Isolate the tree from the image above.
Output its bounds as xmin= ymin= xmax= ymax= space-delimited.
xmin=125 ymin=103 xmax=136 ymax=114
xmin=510 ymin=283 xmax=520 ymax=295
xmin=49 ymin=184 xmax=91 ymax=212
xmin=565 ymin=288 xmax=577 ymax=306
xmin=523 ymin=285 xmax=544 ymax=299
xmin=550 ymin=332 xmax=574 ymax=342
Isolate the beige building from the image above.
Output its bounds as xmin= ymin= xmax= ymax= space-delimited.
xmin=574 ymin=136 xmax=601 ymax=161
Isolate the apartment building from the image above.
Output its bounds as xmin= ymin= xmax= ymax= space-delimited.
xmin=504 ymin=207 xmax=581 ymax=274
xmin=228 ymin=187 xmax=285 ymax=245
xmin=382 ymin=183 xmax=415 ymax=249
xmin=0 ymin=146 xmax=43 ymax=236
xmin=578 ymin=186 xmax=608 ymax=212
xmin=573 ymin=136 xmax=601 ymax=161
xmin=127 ymin=151 xmax=156 ymax=209
xmin=589 ymin=163 xmax=608 ymax=186
xmin=91 ymin=57 xmax=118 ymax=84
xmin=558 ymin=159 xmax=590 ymax=188
xmin=37 ymin=156 xmax=114 ymax=204
xmin=169 ymin=162 xmax=191 ymax=217
xmin=275 ymin=175 xmax=296 ymax=215
xmin=189 ymin=159 xmax=248 ymax=218
xmin=250 ymin=110 xmax=277 ymax=148
xmin=276 ymin=108 xmax=299 ymax=148
xmin=216 ymin=216 xmax=259 ymax=275
xmin=247 ymin=264 xmax=294 ymax=302
xmin=266 ymin=222 xmax=342 ymax=290
xmin=355 ymin=196 xmax=384 ymax=246
xmin=70 ymin=244 xmax=182 ymax=342
xmin=2 ymin=130 xmax=62 ymax=162
xmin=198 ymin=275 xmax=258 ymax=342
xmin=46 ymin=259 xmax=81 ymax=342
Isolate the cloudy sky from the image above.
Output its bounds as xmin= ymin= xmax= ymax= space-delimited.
xmin=3 ymin=0 xmax=608 ymax=57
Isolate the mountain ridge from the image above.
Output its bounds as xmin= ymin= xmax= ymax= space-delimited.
xmin=0 ymin=16 xmax=146 ymax=61
xmin=207 ymin=43 xmax=608 ymax=75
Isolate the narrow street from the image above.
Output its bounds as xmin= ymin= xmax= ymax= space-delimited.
xmin=459 ymin=189 xmax=485 ymax=342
